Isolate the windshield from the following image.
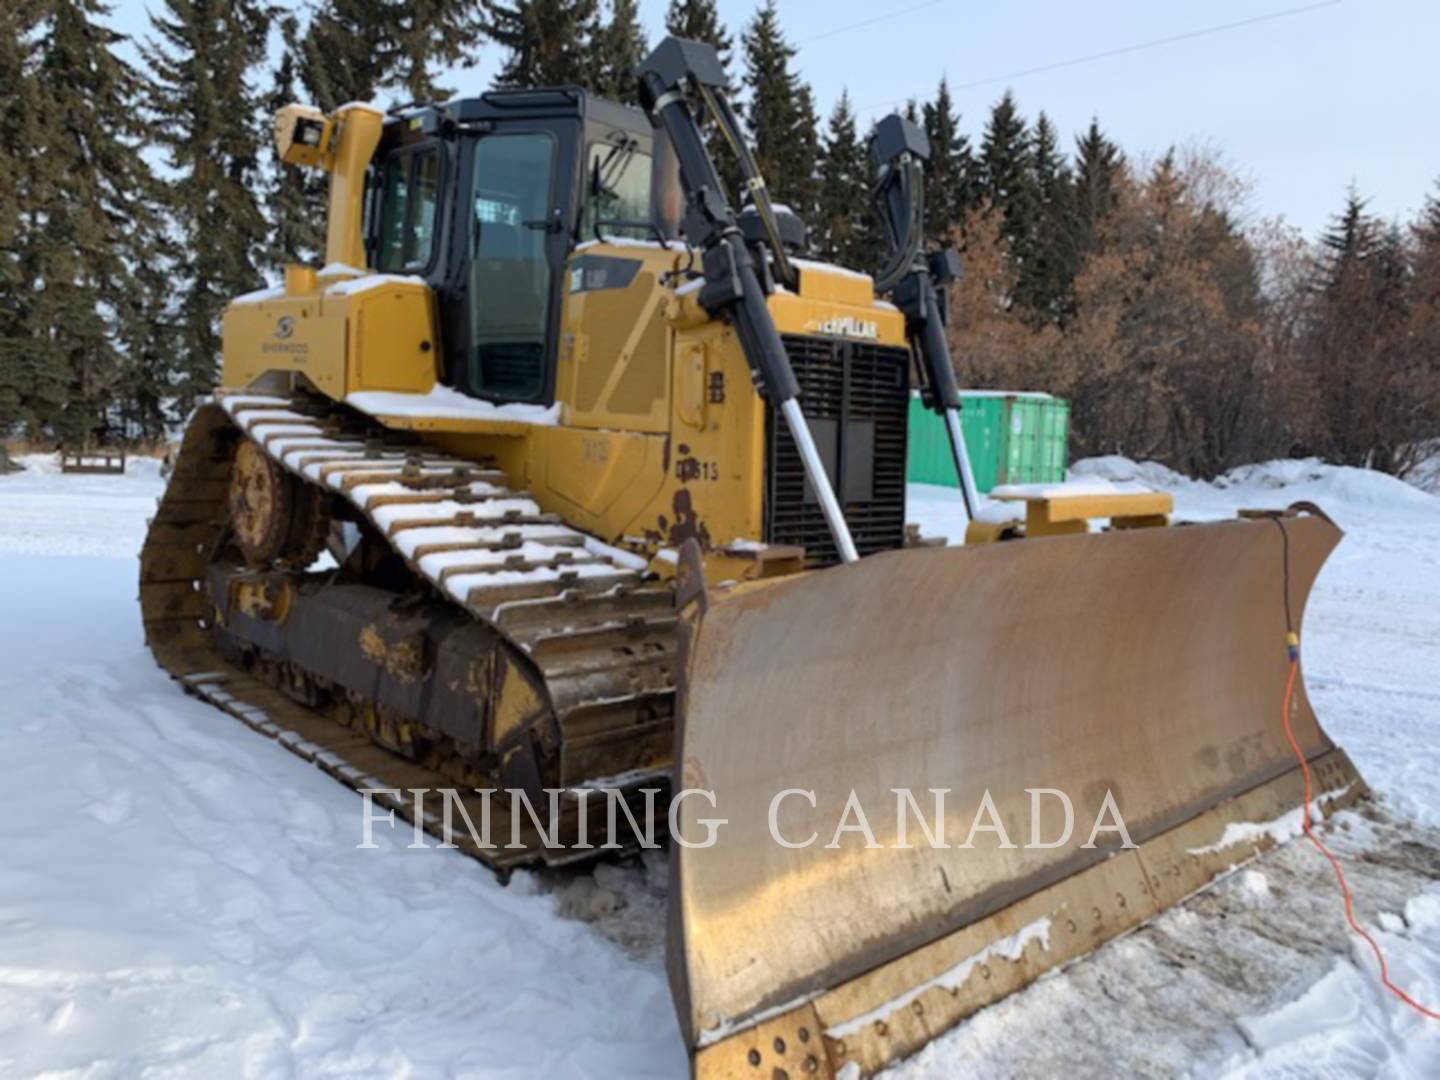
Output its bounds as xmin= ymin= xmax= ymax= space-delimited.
xmin=580 ymin=134 xmax=652 ymax=242
xmin=376 ymin=147 xmax=441 ymax=271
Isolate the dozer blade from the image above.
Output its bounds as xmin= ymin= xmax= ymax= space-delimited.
xmin=669 ymin=510 xmax=1367 ymax=1078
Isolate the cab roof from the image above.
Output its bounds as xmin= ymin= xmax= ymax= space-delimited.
xmin=383 ymin=89 xmax=651 ymax=140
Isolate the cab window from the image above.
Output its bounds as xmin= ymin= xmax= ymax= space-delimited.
xmin=376 ymin=147 xmax=441 ymax=271
xmin=580 ymin=135 xmax=652 ymax=241
xmin=468 ymin=131 xmax=558 ymax=401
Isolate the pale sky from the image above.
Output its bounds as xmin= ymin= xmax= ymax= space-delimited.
xmin=103 ymin=0 xmax=1439 ymax=238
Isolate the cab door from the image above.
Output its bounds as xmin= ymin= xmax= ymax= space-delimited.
xmin=454 ymin=124 xmax=577 ymax=405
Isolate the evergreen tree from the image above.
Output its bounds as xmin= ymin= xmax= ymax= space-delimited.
xmin=389 ymin=0 xmax=487 ymax=102
xmin=979 ymin=90 xmax=1034 ymax=231
xmin=1072 ymin=117 xmax=1123 ymax=254
xmin=1318 ymin=187 xmax=1381 ymax=291
xmin=978 ymin=90 xmax=1041 ymax=320
xmin=3 ymin=0 xmax=158 ymax=441
xmin=921 ymin=78 xmax=976 ymax=245
xmin=1411 ymin=180 xmax=1440 ymax=304
xmin=741 ymin=1 xmax=820 ymax=225
xmin=1019 ymin=111 xmax=1077 ymax=319
xmin=489 ymin=0 xmax=601 ymax=89
xmin=592 ymin=0 xmax=647 ymax=104
xmin=1372 ymin=222 xmax=1411 ymax=315
xmin=0 ymin=0 xmax=42 ymax=429
xmin=1406 ymin=182 xmax=1440 ymax=471
xmin=114 ymin=241 xmax=182 ymax=439
xmin=265 ymin=16 xmax=326 ymax=271
xmin=300 ymin=0 xmax=395 ymax=110
xmin=299 ymin=0 xmax=484 ymax=108
xmin=1305 ymin=188 xmax=1415 ymax=469
xmin=144 ymin=0 xmax=272 ymax=412
xmin=814 ymin=91 xmax=878 ymax=270
xmin=1030 ymin=114 xmax=1067 ymax=211
xmin=665 ymin=0 xmax=732 ymax=71
xmin=1417 ymin=181 xmax=1440 ymax=246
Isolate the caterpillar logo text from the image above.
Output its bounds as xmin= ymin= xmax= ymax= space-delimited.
xmin=807 ymin=315 xmax=880 ymax=341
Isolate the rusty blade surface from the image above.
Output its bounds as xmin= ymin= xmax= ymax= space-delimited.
xmin=668 ymin=512 xmax=1341 ymax=1048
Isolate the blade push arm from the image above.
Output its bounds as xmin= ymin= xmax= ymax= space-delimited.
xmin=638 ymin=37 xmax=860 ymax=564
xmin=871 ymin=115 xmax=982 ymax=520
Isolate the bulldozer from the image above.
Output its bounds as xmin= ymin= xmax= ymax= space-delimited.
xmin=140 ymin=36 xmax=1367 ymax=1079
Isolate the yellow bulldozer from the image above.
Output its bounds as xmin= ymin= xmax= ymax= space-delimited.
xmin=140 ymin=37 xmax=1365 ymax=1078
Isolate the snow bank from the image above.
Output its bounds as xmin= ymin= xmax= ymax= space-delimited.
xmin=1068 ymin=454 xmax=1192 ymax=490
xmin=1410 ymin=442 xmax=1440 ymax=494
xmin=1216 ymin=457 xmax=1440 ymax=511
xmin=1059 ymin=452 xmax=1440 ymax=532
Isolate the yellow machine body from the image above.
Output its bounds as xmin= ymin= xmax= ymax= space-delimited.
xmin=221 ymin=101 xmax=904 ymax=581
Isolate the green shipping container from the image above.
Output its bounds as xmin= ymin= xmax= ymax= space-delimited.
xmin=906 ymin=391 xmax=1070 ymax=493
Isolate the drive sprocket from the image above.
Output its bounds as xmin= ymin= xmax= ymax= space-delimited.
xmin=227 ymin=438 xmax=328 ymax=567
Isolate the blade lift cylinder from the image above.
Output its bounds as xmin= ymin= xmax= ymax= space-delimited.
xmin=638 ymin=38 xmax=860 ymax=563
xmin=871 ymin=114 xmax=981 ymax=521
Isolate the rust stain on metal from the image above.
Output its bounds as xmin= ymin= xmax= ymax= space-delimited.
xmin=358 ymin=623 xmax=387 ymax=666
xmin=667 ymin=488 xmax=712 ymax=550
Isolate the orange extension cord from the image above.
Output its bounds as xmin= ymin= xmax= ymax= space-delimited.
xmin=1273 ymin=516 xmax=1440 ymax=1021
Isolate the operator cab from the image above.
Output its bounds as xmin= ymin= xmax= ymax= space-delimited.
xmin=362 ymin=92 xmax=681 ymax=407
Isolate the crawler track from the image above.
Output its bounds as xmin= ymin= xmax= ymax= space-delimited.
xmin=140 ymin=393 xmax=678 ymax=871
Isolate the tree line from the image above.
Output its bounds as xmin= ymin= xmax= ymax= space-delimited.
xmin=2 ymin=0 xmax=1436 ymax=477
xmin=944 ymin=145 xmax=1440 ymax=478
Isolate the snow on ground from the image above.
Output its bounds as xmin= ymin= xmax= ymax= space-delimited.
xmin=0 ymin=450 xmax=1437 ymax=1077
xmin=0 ymin=453 xmax=164 ymax=557
xmin=0 ymin=455 xmax=685 ymax=1078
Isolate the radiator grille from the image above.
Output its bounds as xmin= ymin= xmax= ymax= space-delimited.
xmin=765 ymin=335 xmax=910 ymax=567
